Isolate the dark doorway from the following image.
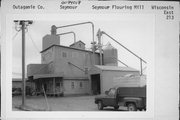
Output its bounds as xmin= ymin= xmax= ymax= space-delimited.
xmin=91 ymin=74 xmax=101 ymax=95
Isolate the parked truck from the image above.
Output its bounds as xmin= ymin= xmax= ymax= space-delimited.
xmin=94 ymin=86 xmax=146 ymax=111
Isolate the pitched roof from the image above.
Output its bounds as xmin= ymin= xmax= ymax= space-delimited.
xmin=70 ymin=40 xmax=85 ymax=46
xmin=12 ymin=78 xmax=28 ymax=82
xmin=94 ymin=65 xmax=139 ymax=72
xmin=41 ymin=44 xmax=100 ymax=55
xmin=33 ymin=73 xmax=64 ymax=79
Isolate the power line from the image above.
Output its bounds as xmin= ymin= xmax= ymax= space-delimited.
xmin=27 ymin=32 xmax=40 ymax=53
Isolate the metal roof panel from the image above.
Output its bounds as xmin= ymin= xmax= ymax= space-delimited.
xmin=33 ymin=73 xmax=64 ymax=79
xmin=94 ymin=65 xmax=139 ymax=72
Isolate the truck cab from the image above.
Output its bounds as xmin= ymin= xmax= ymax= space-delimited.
xmin=95 ymin=86 xmax=146 ymax=111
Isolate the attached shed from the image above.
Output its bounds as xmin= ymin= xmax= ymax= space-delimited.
xmin=28 ymin=73 xmax=64 ymax=96
xmin=89 ymin=65 xmax=140 ymax=94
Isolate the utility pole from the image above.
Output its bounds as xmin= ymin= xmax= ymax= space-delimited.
xmin=14 ymin=20 xmax=33 ymax=109
xmin=21 ymin=21 xmax=26 ymax=107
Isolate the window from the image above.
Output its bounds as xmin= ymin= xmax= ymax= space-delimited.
xmin=71 ymin=82 xmax=74 ymax=89
xmin=80 ymin=82 xmax=83 ymax=88
xmin=85 ymin=67 xmax=88 ymax=74
xmin=108 ymin=88 xmax=116 ymax=97
xmin=62 ymin=52 xmax=67 ymax=58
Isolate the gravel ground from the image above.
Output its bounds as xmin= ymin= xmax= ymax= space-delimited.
xmin=13 ymin=95 xmax=99 ymax=111
xmin=12 ymin=95 xmax=128 ymax=111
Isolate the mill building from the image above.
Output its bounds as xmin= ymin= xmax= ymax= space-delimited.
xmin=27 ymin=25 xmax=142 ymax=96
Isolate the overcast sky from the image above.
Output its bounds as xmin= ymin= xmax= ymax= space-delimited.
xmin=12 ymin=14 xmax=154 ymax=78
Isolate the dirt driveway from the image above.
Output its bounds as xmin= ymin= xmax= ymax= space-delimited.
xmin=13 ymin=95 xmax=99 ymax=111
xmin=12 ymin=95 xmax=127 ymax=111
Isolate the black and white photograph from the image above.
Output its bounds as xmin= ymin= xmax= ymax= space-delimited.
xmin=11 ymin=14 xmax=153 ymax=112
xmin=0 ymin=0 xmax=179 ymax=119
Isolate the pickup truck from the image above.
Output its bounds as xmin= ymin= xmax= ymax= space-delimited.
xmin=94 ymin=86 xmax=146 ymax=111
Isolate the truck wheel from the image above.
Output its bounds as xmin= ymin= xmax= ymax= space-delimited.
xmin=114 ymin=106 xmax=119 ymax=110
xmin=98 ymin=101 xmax=103 ymax=110
xmin=127 ymin=103 xmax=137 ymax=111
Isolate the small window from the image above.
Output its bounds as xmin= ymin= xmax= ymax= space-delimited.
xmin=71 ymin=82 xmax=74 ymax=89
xmin=62 ymin=52 xmax=67 ymax=58
xmin=85 ymin=67 xmax=88 ymax=74
xmin=108 ymin=88 xmax=116 ymax=97
xmin=80 ymin=82 xmax=83 ymax=88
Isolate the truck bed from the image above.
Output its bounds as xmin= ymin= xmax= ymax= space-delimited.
xmin=117 ymin=86 xmax=146 ymax=98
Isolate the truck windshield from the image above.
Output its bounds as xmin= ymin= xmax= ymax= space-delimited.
xmin=108 ymin=88 xmax=116 ymax=96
